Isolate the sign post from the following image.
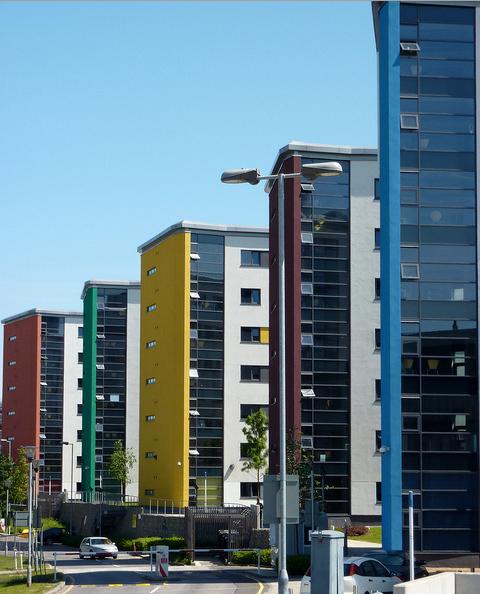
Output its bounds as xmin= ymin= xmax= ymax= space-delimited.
xmin=155 ymin=545 xmax=169 ymax=579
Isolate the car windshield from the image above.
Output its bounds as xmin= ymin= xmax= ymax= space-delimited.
xmin=370 ymin=553 xmax=404 ymax=566
xmin=91 ymin=538 xmax=113 ymax=545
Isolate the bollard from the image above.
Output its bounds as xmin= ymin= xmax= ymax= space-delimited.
xmin=156 ymin=499 xmax=159 ymax=515
xmin=164 ymin=500 xmax=166 ymax=514
xmin=311 ymin=530 xmax=344 ymax=594
xmin=150 ymin=548 xmax=153 ymax=573
xmin=149 ymin=499 xmax=152 ymax=514
xmin=257 ymin=549 xmax=261 ymax=575
xmin=53 ymin=552 xmax=57 ymax=581
xmin=14 ymin=551 xmax=17 ymax=571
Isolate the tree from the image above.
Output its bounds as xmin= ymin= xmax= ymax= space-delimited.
xmin=10 ymin=448 xmax=29 ymax=505
xmin=286 ymin=429 xmax=326 ymax=510
xmin=242 ymin=409 xmax=268 ymax=504
xmin=0 ymin=454 xmax=14 ymax=516
xmin=107 ymin=440 xmax=136 ymax=497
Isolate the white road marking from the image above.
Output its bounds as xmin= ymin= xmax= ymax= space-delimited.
xmin=149 ymin=586 xmax=161 ymax=593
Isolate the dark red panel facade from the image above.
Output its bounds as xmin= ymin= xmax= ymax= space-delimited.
xmin=269 ymin=155 xmax=302 ymax=474
xmin=2 ymin=315 xmax=41 ymax=460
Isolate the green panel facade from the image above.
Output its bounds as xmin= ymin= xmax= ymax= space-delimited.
xmin=82 ymin=287 xmax=97 ymax=495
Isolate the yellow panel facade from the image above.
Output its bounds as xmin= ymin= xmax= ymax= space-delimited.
xmin=260 ymin=327 xmax=269 ymax=344
xmin=139 ymin=231 xmax=190 ymax=505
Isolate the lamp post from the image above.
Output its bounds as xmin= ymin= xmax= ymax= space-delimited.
xmin=24 ymin=445 xmax=36 ymax=588
xmin=62 ymin=442 xmax=74 ymax=535
xmin=221 ymin=161 xmax=342 ymax=594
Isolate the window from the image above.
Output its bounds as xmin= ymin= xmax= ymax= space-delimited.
xmin=77 ymin=379 xmax=83 ymax=389
xmin=146 ymin=340 xmax=157 ymax=349
xmin=145 ymin=452 xmax=157 ymax=459
xmin=241 ymin=327 xmax=260 ymax=343
xmin=190 ymin=253 xmax=200 ymax=260
xmin=78 ymin=327 xmax=83 ymax=339
xmin=7 ymin=386 xmax=16 ymax=392
xmin=375 ymin=431 xmax=382 ymax=452
xmin=301 ymin=334 xmax=313 ymax=346
xmin=401 ymin=114 xmax=419 ymax=129
xmin=190 ymin=291 xmax=200 ymax=299
xmin=76 ymin=456 xmax=82 ymax=467
xmin=241 ymin=288 xmax=261 ymax=305
xmin=400 ymin=41 xmax=420 ymax=53
xmin=189 ymin=369 xmax=199 ymax=379
xmin=146 ymin=377 xmax=156 ymax=385
xmin=374 ymin=228 xmax=381 ymax=249
xmin=301 ymin=388 xmax=315 ymax=398
xmin=240 ymin=482 xmax=262 ymax=498
xmin=8 ymin=361 xmax=16 ymax=366
xmin=147 ymin=266 xmax=157 ymax=276
xmin=374 ymin=178 xmax=380 ymax=200
xmin=96 ymin=363 xmax=105 ymax=370
xmin=77 ymin=430 xmax=83 ymax=441
xmin=145 ymin=415 xmax=156 ymax=422
xmin=146 ymin=304 xmax=157 ymax=312
xmin=241 ymin=250 xmax=269 ymax=268
xmin=240 ymin=365 xmax=269 ymax=383
xmin=301 ymin=283 xmax=313 ymax=295
xmin=375 ymin=329 xmax=381 ymax=350
xmin=376 ymin=482 xmax=382 ymax=503
xmin=375 ymin=379 xmax=381 ymax=401
xmin=110 ymin=394 xmax=120 ymax=402
xmin=240 ymin=443 xmax=249 ymax=458
xmin=401 ymin=263 xmax=419 ymax=279
xmin=240 ymin=404 xmax=268 ymax=420
xmin=301 ymin=436 xmax=313 ymax=449
xmin=95 ymin=455 xmax=102 ymax=463
xmin=95 ymin=423 xmax=103 ymax=432
xmin=301 ymin=183 xmax=314 ymax=192
xmin=7 ymin=411 xmax=15 ymax=416
xmin=145 ymin=489 xmax=155 ymax=496
xmin=78 ymin=352 xmax=83 ymax=364
xmin=77 ymin=404 xmax=83 ymax=415
xmin=190 ymin=328 xmax=198 ymax=339
xmin=301 ymin=232 xmax=313 ymax=244
xmin=403 ymin=415 xmax=420 ymax=431
xmin=375 ymin=278 xmax=380 ymax=300
xmin=8 ymin=335 xmax=16 ymax=342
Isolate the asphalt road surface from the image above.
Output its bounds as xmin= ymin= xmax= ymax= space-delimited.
xmin=43 ymin=552 xmax=269 ymax=594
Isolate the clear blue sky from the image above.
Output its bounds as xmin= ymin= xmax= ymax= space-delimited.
xmin=0 ymin=1 xmax=377 ymax=336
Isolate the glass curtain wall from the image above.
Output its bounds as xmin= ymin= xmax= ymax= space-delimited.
xmin=399 ymin=3 xmax=478 ymax=551
xmin=40 ymin=316 xmax=65 ymax=492
xmin=300 ymin=158 xmax=351 ymax=514
xmin=95 ymin=288 xmax=128 ymax=496
xmin=189 ymin=233 xmax=225 ymax=506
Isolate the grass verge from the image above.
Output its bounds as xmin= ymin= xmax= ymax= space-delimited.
xmin=349 ymin=526 xmax=382 ymax=544
xmin=0 ymin=570 xmax=62 ymax=593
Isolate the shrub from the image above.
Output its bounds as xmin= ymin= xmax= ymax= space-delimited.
xmin=286 ymin=555 xmax=310 ymax=576
xmin=231 ymin=549 xmax=271 ymax=566
xmin=62 ymin=534 xmax=83 ymax=547
xmin=117 ymin=536 xmax=186 ymax=552
xmin=346 ymin=525 xmax=368 ymax=537
xmin=41 ymin=518 xmax=65 ymax=530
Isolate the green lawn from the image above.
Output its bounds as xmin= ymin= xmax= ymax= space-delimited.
xmin=0 ymin=557 xmax=17 ymax=572
xmin=0 ymin=570 xmax=62 ymax=593
xmin=349 ymin=526 xmax=382 ymax=544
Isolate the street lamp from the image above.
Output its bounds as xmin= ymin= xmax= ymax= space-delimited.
xmin=1 ymin=438 xmax=13 ymax=459
xmin=24 ymin=445 xmax=36 ymax=588
xmin=62 ymin=442 xmax=74 ymax=535
xmin=221 ymin=161 xmax=342 ymax=594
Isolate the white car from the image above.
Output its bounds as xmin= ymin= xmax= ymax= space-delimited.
xmin=79 ymin=536 xmax=118 ymax=559
xmin=300 ymin=556 xmax=402 ymax=594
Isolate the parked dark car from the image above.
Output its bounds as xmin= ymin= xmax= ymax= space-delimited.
xmin=361 ymin=550 xmax=428 ymax=581
xmin=42 ymin=527 xmax=66 ymax=545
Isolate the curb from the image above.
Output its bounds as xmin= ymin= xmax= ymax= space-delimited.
xmin=43 ymin=581 xmax=66 ymax=594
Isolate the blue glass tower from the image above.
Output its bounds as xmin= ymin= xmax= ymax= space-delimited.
xmin=374 ymin=1 xmax=479 ymax=553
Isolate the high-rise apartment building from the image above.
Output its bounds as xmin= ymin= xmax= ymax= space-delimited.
xmin=2 ymin=309 xmax=83 ymax=494
xmin=80 ymin=281 xmax=140 ymax=498
xmin=267 ymin=142 xmax=380 ymax=520
xmin=137 ymin=221 xmax=269 ymax=506
xmin=374 ymin=1 xmax=479 ymax=553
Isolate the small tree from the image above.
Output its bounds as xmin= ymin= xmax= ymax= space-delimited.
xmin=242 ymin=409 xmax=268 ymax=504
xmin=108 ymin=440 xmax=136 ymax=497
xmin=10 ymin=448 xmax=28 ymax=505
xmin=286 ymin=429 xmax=326 ymax=510
xmin=0 ymin=454 xmax=14 ymax=516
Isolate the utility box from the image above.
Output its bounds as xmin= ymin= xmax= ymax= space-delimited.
xmin=262 ymin=474 xmax=299 ymax=525
xmin=311 ymin=530 xmax=344 ymax=594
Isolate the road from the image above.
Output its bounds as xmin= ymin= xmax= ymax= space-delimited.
xmin=43 ymin=551 xmax=269 ymax=594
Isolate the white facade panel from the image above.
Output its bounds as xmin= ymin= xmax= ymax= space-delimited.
xmin=349 ymin=159 xmax=381 ymax=517
xmin=223 ymin=234 xmax=269 ymax=505
xmin=62 ymin=315 xmax=83 ymax=495
xmin=125 ymin=287 xmax=140 ymax=497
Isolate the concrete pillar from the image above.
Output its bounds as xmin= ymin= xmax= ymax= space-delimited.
xmin=311 ymin=530 xmax=344 ymax=594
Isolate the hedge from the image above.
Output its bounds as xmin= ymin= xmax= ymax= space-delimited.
xmin=230 ymin=549 xmax=271 ymax=566
xmin=116 ymin=536 xmax=186 ymax=552
xmin=286 ymin=554 xmax=310 ymax=576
